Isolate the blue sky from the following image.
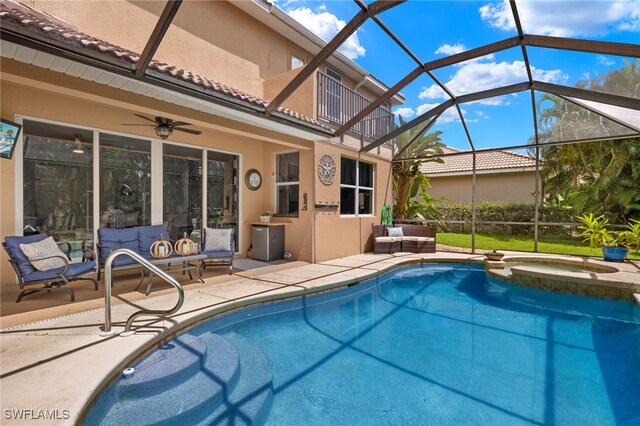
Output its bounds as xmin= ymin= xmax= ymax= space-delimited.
xmin=277 ymin=0 xmax=639 ymax=151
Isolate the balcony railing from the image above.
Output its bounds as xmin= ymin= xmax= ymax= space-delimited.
xmin=317 ymin=72 xmax=395 ymax=141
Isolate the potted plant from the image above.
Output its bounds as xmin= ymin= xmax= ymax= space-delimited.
xmin=576 ymin=213 xmax=640 ymax=262
xmin=260 ymin=210 xmax=271 ymax=224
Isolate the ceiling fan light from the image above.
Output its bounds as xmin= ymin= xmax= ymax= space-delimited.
xmin=155 ymin=125 xmax=173 ymax=139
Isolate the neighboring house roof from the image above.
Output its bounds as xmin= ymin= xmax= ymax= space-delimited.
xmin=0 ymin=0 xmax=331 ymax=132
xmin=419 ymin=146 xmax=539 ymax=175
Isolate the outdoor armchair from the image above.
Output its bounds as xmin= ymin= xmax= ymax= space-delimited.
xmin=201 ymin=227 xmax=235 ymax=275
xmin=3 ymin=233 xmax=98 ymax=303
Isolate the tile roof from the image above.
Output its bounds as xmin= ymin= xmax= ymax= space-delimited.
xmin=0 ymin=0 xmax=330 ymax=131
xmin=419 ymin=146 xmax=539 ymax=175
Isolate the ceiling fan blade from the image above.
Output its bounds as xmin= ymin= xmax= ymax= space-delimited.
xmin=171 ymin=121 xmax=192 ymax=127
xmin=120 ymin=123 xmax=156 ymax=126
xmin=133 ymin=114 xmax=158 ymax=124
xmin=174 ymin=127 xmax=202 ymax=135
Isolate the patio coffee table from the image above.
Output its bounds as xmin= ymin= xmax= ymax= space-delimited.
xmin=139 ymin=254 xmax=206 ymax=295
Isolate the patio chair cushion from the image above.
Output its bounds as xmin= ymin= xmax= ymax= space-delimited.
xmin=98 ymin=227 xmax=139 ymax=262
xmin=138 ymin=224 xmax=170 ymax=258
xmin=200 ymin=249 xmax=234 ymax=259
xmin=375 ymin=236 xmax=401 ymax=243
xmin=402 ymin=236 xmax=435 ymax=242
xmin=4 ymin=233 xmax=49 ymax=276
xmin=204 ymin=228 xmax=232 ymax=251
xmin=23 ymin=260 xmax=96 ymax=283
xmin=386 ymin=227 xmax=404 ymax=237
xmin=19 ymin=236 xmax=67 ymax=271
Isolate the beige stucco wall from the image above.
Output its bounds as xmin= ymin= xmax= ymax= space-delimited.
xmin=313 ymin=142 xmax=393 ymax=262
xmin=0 ymin=58 xmax=317 ymax=292
xmin=24 ymin=0 xmax=307 ymax=98
xmin=427 ymin=172 xmax=540 ymax=204
xmin=263 ymin=68 xmax=317 ymax=119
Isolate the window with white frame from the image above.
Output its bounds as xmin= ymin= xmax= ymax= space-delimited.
xmin=340 ymin=157 xmax=373 ymax=215
xmin=275 ymin=152 xmax=299 ymax=216
xmin=291 ymin=54 xmax=304 ymax=70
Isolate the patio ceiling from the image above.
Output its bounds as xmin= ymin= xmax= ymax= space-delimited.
xmin=0 ymin=0 xmax=638 ymax=156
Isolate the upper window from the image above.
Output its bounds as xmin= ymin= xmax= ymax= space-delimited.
xmin=326 ymin=68 xmax=342 ymax=82
xmin=291 ymin=54 xmax=304 ymax=70
xmin=275 ymin=152 xmax=299 ymax=216
xmin=340 ymin=157 xmax=373 ymax=216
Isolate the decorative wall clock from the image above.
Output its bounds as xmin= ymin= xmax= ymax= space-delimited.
xmin=245 ymin=168 xmax=262 ymax=190
xmin=317 ymin=154 xmax=336 ymax=185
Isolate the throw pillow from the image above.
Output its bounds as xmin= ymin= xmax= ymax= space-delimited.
xmin=387 ymin=227 xmax=404 ymax=237
xmin=19 ymin=236 xmax=67 ymax=271
xmin=204 ymin=228 xmax=232 ymax=251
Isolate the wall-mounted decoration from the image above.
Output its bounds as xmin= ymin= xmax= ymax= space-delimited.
xmin=317 ymin=154 xmax=336 ymax=185
xmin=0 ymin=119 xmax=22 ymax=159
xmin=245 ymin=168 xmax=262 ymax=191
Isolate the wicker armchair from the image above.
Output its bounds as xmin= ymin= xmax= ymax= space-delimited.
xmin=372 ymin=225 xmax=402 ymax=254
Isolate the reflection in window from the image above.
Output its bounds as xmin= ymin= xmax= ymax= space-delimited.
xmin=163 ymin=145 xmax=202 ymax=241
xmin=22 ymin=121 xmax=93 ymax=258
xmin=275 ymin=152 xmax=299 ymax=216
xmin=207 ymin=150 xmax=239 ymax=249
xmin=291 ymin=54 xmax=304 ymax=70
xmin=340 ymin=157 xmax=374 ymax=215
xmin=99 ymin=135 xmax=150 ymax=229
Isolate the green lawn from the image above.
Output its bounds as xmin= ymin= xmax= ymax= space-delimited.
xmin=437 ymin=232 xmax=640 ymax=260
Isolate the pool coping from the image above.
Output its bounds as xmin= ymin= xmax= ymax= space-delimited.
xmin=0 ymin=251 xmax=638 ymax=424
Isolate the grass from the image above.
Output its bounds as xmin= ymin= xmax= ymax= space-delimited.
xmin=437 ymin=232 xmax=640 ymax=260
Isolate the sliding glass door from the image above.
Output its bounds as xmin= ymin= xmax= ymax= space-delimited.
xmin=22 ymin=120 xmax=93 ymax=258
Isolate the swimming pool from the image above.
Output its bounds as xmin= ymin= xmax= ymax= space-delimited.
xmin=85 ymin=263 xmax=640 ymax=425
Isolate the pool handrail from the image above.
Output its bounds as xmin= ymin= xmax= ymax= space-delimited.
xmin=102 ymin=248 xmax=185 ymax=334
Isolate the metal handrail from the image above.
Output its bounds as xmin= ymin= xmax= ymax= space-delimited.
xmin=102 ymin=248 xmax=185 ymax=334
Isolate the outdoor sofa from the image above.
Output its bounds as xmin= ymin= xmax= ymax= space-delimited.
xmin=372 ymin=224 xmax=436 ymax=254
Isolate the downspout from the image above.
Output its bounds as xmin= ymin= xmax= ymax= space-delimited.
xmin=354 ymin=73 xmax=369 ymax=93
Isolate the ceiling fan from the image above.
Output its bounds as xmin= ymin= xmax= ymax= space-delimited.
xmin=121 ymin=114 xmax=202 ymax=139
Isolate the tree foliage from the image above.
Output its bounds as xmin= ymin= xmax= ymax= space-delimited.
xmin=537 ymin=60 xmax=640 ymax=222
xmin=392 ymin=117 xmax=445 ymax=221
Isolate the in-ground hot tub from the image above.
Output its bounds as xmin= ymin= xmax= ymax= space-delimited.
xmin=486 ymin=255 xmax=635 ymax=300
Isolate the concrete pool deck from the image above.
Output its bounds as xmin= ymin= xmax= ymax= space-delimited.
xmin=1 ymin=251 xmax=639 ymax=424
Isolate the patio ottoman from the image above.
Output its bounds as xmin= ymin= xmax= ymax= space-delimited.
xmin=401 ymin=236 xmax=435 ymax=253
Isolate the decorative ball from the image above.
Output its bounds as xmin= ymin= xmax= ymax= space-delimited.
xmin=150 ymin=239 xmax=172 ymax=259
xmin=175 ymin=237 xmax=195 ymax=256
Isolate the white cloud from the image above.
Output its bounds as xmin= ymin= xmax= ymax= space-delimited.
xmin=414 ymin=104 xmax=478 ymax=124
xmin=435 ymin=43 xmax=467 ymax=56
xmin=597 ymin=55 xmax=616 ymax=66
xmin=476 ymin=110 xmax=490 ymax=119
xmin=479 ymin=0 xmax=640 ymax=37
xmin=419 ymin=60 xmax=568 ymax=105
xmin=287 ymin=6 xmax=366 ymax=60
xmin=393 ymin=107 xmax=415 ymax=118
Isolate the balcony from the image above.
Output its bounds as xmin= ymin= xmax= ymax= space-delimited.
xmin=317 ymin=72 xmax=395 ymax=142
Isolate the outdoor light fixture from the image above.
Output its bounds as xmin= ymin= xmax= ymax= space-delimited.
xmin=72 ymin=134 xmax=84 ymax=154
xmin=154 ymin=125 xmax=173 ymax=139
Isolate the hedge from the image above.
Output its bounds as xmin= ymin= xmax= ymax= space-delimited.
xmin=430 ymin=202 xmax=575 ymax=237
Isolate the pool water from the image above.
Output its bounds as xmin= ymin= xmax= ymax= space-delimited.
xmin=86 ymin=264 xmax=640 ymax=425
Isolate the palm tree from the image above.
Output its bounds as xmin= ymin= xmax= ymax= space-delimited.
xmin=536 ymin=60 xmax=640 ymax=222
xmin=392 ymin=116 xmax=445 ymax=220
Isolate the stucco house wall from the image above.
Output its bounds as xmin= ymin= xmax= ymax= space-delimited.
xmin=428 ymin=171 xmax=539 ymax=204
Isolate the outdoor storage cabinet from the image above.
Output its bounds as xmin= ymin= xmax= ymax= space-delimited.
xmin=251 ymin=224 xmax=284 ymax=261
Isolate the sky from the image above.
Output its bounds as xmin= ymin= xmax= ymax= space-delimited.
xmin=275 ymin=0 xmax=640 ymax=152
